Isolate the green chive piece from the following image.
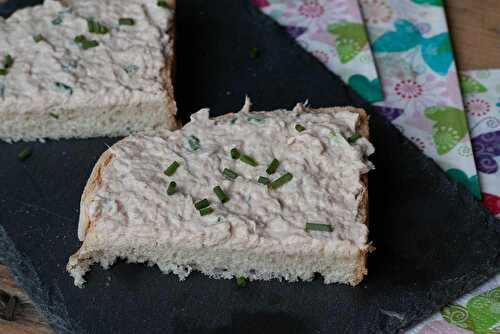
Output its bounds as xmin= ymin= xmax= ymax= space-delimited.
xmin=18 ymin=148 xmax=32 ymax=161
xmin=167 ymin=181 xmax=176 ymax=195
xmin=305 ymin=223 xmax=333 ymax=232
xmin=54 ymin=81 xmax=73 ymax=95
xmin=87 ymin=19 xmax=109 ymax=34
xmin=0 ymin=69 xmax=7 ymax=76
xmin=164 ymin=161 xmax=180 ymax=176
xmin=266 ymin=158 xmax=279 ymax=175
xmin=187 ymin=135 xmax=201 ymax=151
xmin=222 ymin=168 xmax=238 ymax=180
xmin=230 ymin=148 xmax=240 ymax=160
xmin=119 ymin=17 xmax=135 ymax=26
xmin=270 ymin=172 xmax=293 ymax=189
xmin=194 ymin=199 xmax=210 ymax=210
xmin=295 ymin=124 xmax=306 ymax=132
xmin=258 ymin=176 xmax=270 ymax=185
xmin=49 ymin=112 xmax=59 ymax=119
xmin=33 ymin=34 xmax=45 ymax=43
xmin=230 ymin=117 xmax=238 ymax=124
xmin=157 ymin=0 xmax=168 ymax=8
xmin=74 ymin=35 xmax=85 ymax=43
xmin=236 ymin=276 xmax=247 ymax=287
xmin=81 ymin=39 xmax=99 ymax=49
xmin=348 ymin=133 xmax=362 ymax=143
xmin=247 ymin=116 xmax=264 ymax=124
xmin=249 ymin=47 xmax=259 ymax=59
xmin=199 ymin=207 xmax=214 ymax=216
xmin=213 ymin=186 xmax=229 ymax=203
xmin=240 ymin=154 xmax=257 ymax=167
xmin=4 ymin=55 xmax=13 ymax=69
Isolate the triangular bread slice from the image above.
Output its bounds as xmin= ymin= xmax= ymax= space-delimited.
xmin=0 ymin=0 xmax=178 ymax=142
xmin=67 ymin=99 xmax=374 ymax=287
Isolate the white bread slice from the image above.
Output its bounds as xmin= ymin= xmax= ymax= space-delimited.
xmin=0 ymin=0 xmax=178 ymax=142
xmin=67 ymin=99 xmax=374 ymax=287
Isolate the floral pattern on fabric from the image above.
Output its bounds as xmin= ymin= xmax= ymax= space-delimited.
xmin=461 ymin=69 xmax=500 ymax=218
xmin=253 ymin=0 xmax=383 ymax=102
xmin=359 ymin=0 xmax=479 ymax=198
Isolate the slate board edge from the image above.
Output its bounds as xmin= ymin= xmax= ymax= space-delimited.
xmin=0 ymin=224 xmax=78 ymax=334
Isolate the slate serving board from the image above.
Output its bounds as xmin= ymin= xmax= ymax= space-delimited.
xmin=1 ymin=1 xmax=499 ymax=333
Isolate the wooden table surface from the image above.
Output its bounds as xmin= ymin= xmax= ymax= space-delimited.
xmin=1 ymin=1 xmax=499 ymax=333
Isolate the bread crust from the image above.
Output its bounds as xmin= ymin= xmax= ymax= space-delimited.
xmin=74 ymin=105 xmax=372 ymax=285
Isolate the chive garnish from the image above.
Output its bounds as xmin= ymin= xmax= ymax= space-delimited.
xmin=247 ymin=116 xmax=264 ymax=124
xmin=187 ymin=135 xmax=201 ymax=151
xmin=33 ymin=34 xmax=45 ymax=43
xmin=230 ymin=148 xmax=240 ymax=160
xmin=49 ymin=112 xmax=59 ymax=119
xmin=199 ymin=207 xmax=214 ymax=216
xmin=164 ymin=161 xmax=179 ymax=176
xmin=167 ymin=181 xmax=176 ymax=195
xmin=223 ymin=168 xmax=238 ymax=180
xmin=240 ymin=154 xmax=257 ymax=167
xmin=157 ymin=0 xmax=168 ymax=8
xmin=118 ymin=18 xmax=135 ymax=26
xmin=249 ymin=47 xmax=259 ymax=59
xmin=305 ymin=223 xmax=333 ymax=232
xmin=266 ymin=158 xmax=279 ymax=175
xmin=4 ymin=55 xmax=13 ymax=69
xmin=270 ymin=172 xmax=293 ymax=189
xmin=213 ymin=186 xmax=229 ymax=203
xmin=194 ymin=199 xmax=210 ymax=210
xmin=258 ymin=176 xmax=270 ymax=185
xmin=18 ymin=148 xmax=32 ymax=161
xmin=87 ymin=18 xmax=109 ymax=34
xmin=0 ymin=69 xmax=7 ymax=76
xmin=74 ymin=35 xmax=99 ymax=50
xmin=295 ymin=124 xmax=306 ymax=132
xmin=236 ymin=276 xmax=247 ymax=287
xmin=54 ymin=81 xmax=73 ymax=95
xmin=348 ymin=133 xmax=362 ymax=143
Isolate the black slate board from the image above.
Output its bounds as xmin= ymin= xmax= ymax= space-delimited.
xmin=1 ymin=1 xmax=499 ymax=333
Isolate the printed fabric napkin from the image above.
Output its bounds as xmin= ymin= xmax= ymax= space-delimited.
xmin=460 ymin=69 xmax=500 ymax=218
xmin=252 ymin=0 xmax=384 ymax=103
xmin=358 ymin=0 xmax=480 ymax=198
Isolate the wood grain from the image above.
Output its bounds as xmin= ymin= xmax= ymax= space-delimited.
xmin=445 ymin=0 xmax=500 ymax=70
xmin=0 ymin=1 xmax=499 ymax=334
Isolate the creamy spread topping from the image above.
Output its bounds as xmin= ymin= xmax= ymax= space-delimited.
xmin=83 ymin=102 xmax=374 ymax=255
xmin=0 ymin=0 xmax=172 ymax=112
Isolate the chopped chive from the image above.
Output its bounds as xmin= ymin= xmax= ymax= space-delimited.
xmin=18 ymin=148 xmax=32 ymax=161
xmin=249 ymin=47 xmax=259 ymax=59
xmin=81 ymin=39 xmax=99 ymax=50
xmin=266 ymin=158 xmax=279 ymax=175
xmin=4 ymin=55 xmax=13 ymax=69
xmin=236 ymin=276 xmax=247 ymax=287
xmin=258 ymin=176 xmax=270 ymax=185
xmin=0 ymin=69 xmax=7 ymax=76
xmin=54 ymin=81 xmax=73 ymax=95
xmin=240 ymin=154 xmax=257 ymax=167
xmin=194 ymin=199 xmax=210 ymax=210
xmin=164 ymin=161 xmax=179 ymax=176
xmin=230 ymin=117 xmax=238 ymax=124
xmin=33 ymin=34 xmax=45 ymax=43
xmin=347 ymin=133 xmax=362 ymax=143
xmin=74 ymin=35 xmax=86 ymax=43
xmin=213 ymin=186 xmax=229 ymax=203
xmin=49 ymin=112 xmax=59 ymax=119
xmin=270 ymin=172 xmax=293 ymax=189
xmin=230 ymin=148 xmax=240 ymax=160
xmin=87 ymin=19 xmax=109 ymax=34
xmin=199 ymin=207 xmax=214 ymax=216
xmin=187 ymin=135 xmax=201 ymax=151
xmin=247 ymin=116 xmax=264 ymax=124
xmin=223 ymin=168 xmax=238 ymax=180
xmin=167 ymin=181 xmax=176 ymax=195
xmin=157 ymin=0 xmax=168 ymax=8
xmin=305 ymin=223 xmax=333 ymax=232
xmin=295 ymin=124 xmax=306 ymax=132
xmin=118 ymin=17 xmax=135 ymax=26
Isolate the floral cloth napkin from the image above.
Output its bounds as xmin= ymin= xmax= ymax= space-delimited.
xmin=460 ymin=69 xmax=500 ymax=218
xmin=253 ymin=0 xmax=384 ymax=103
xmin=358 ymin=0 xmax=480 ymax=198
